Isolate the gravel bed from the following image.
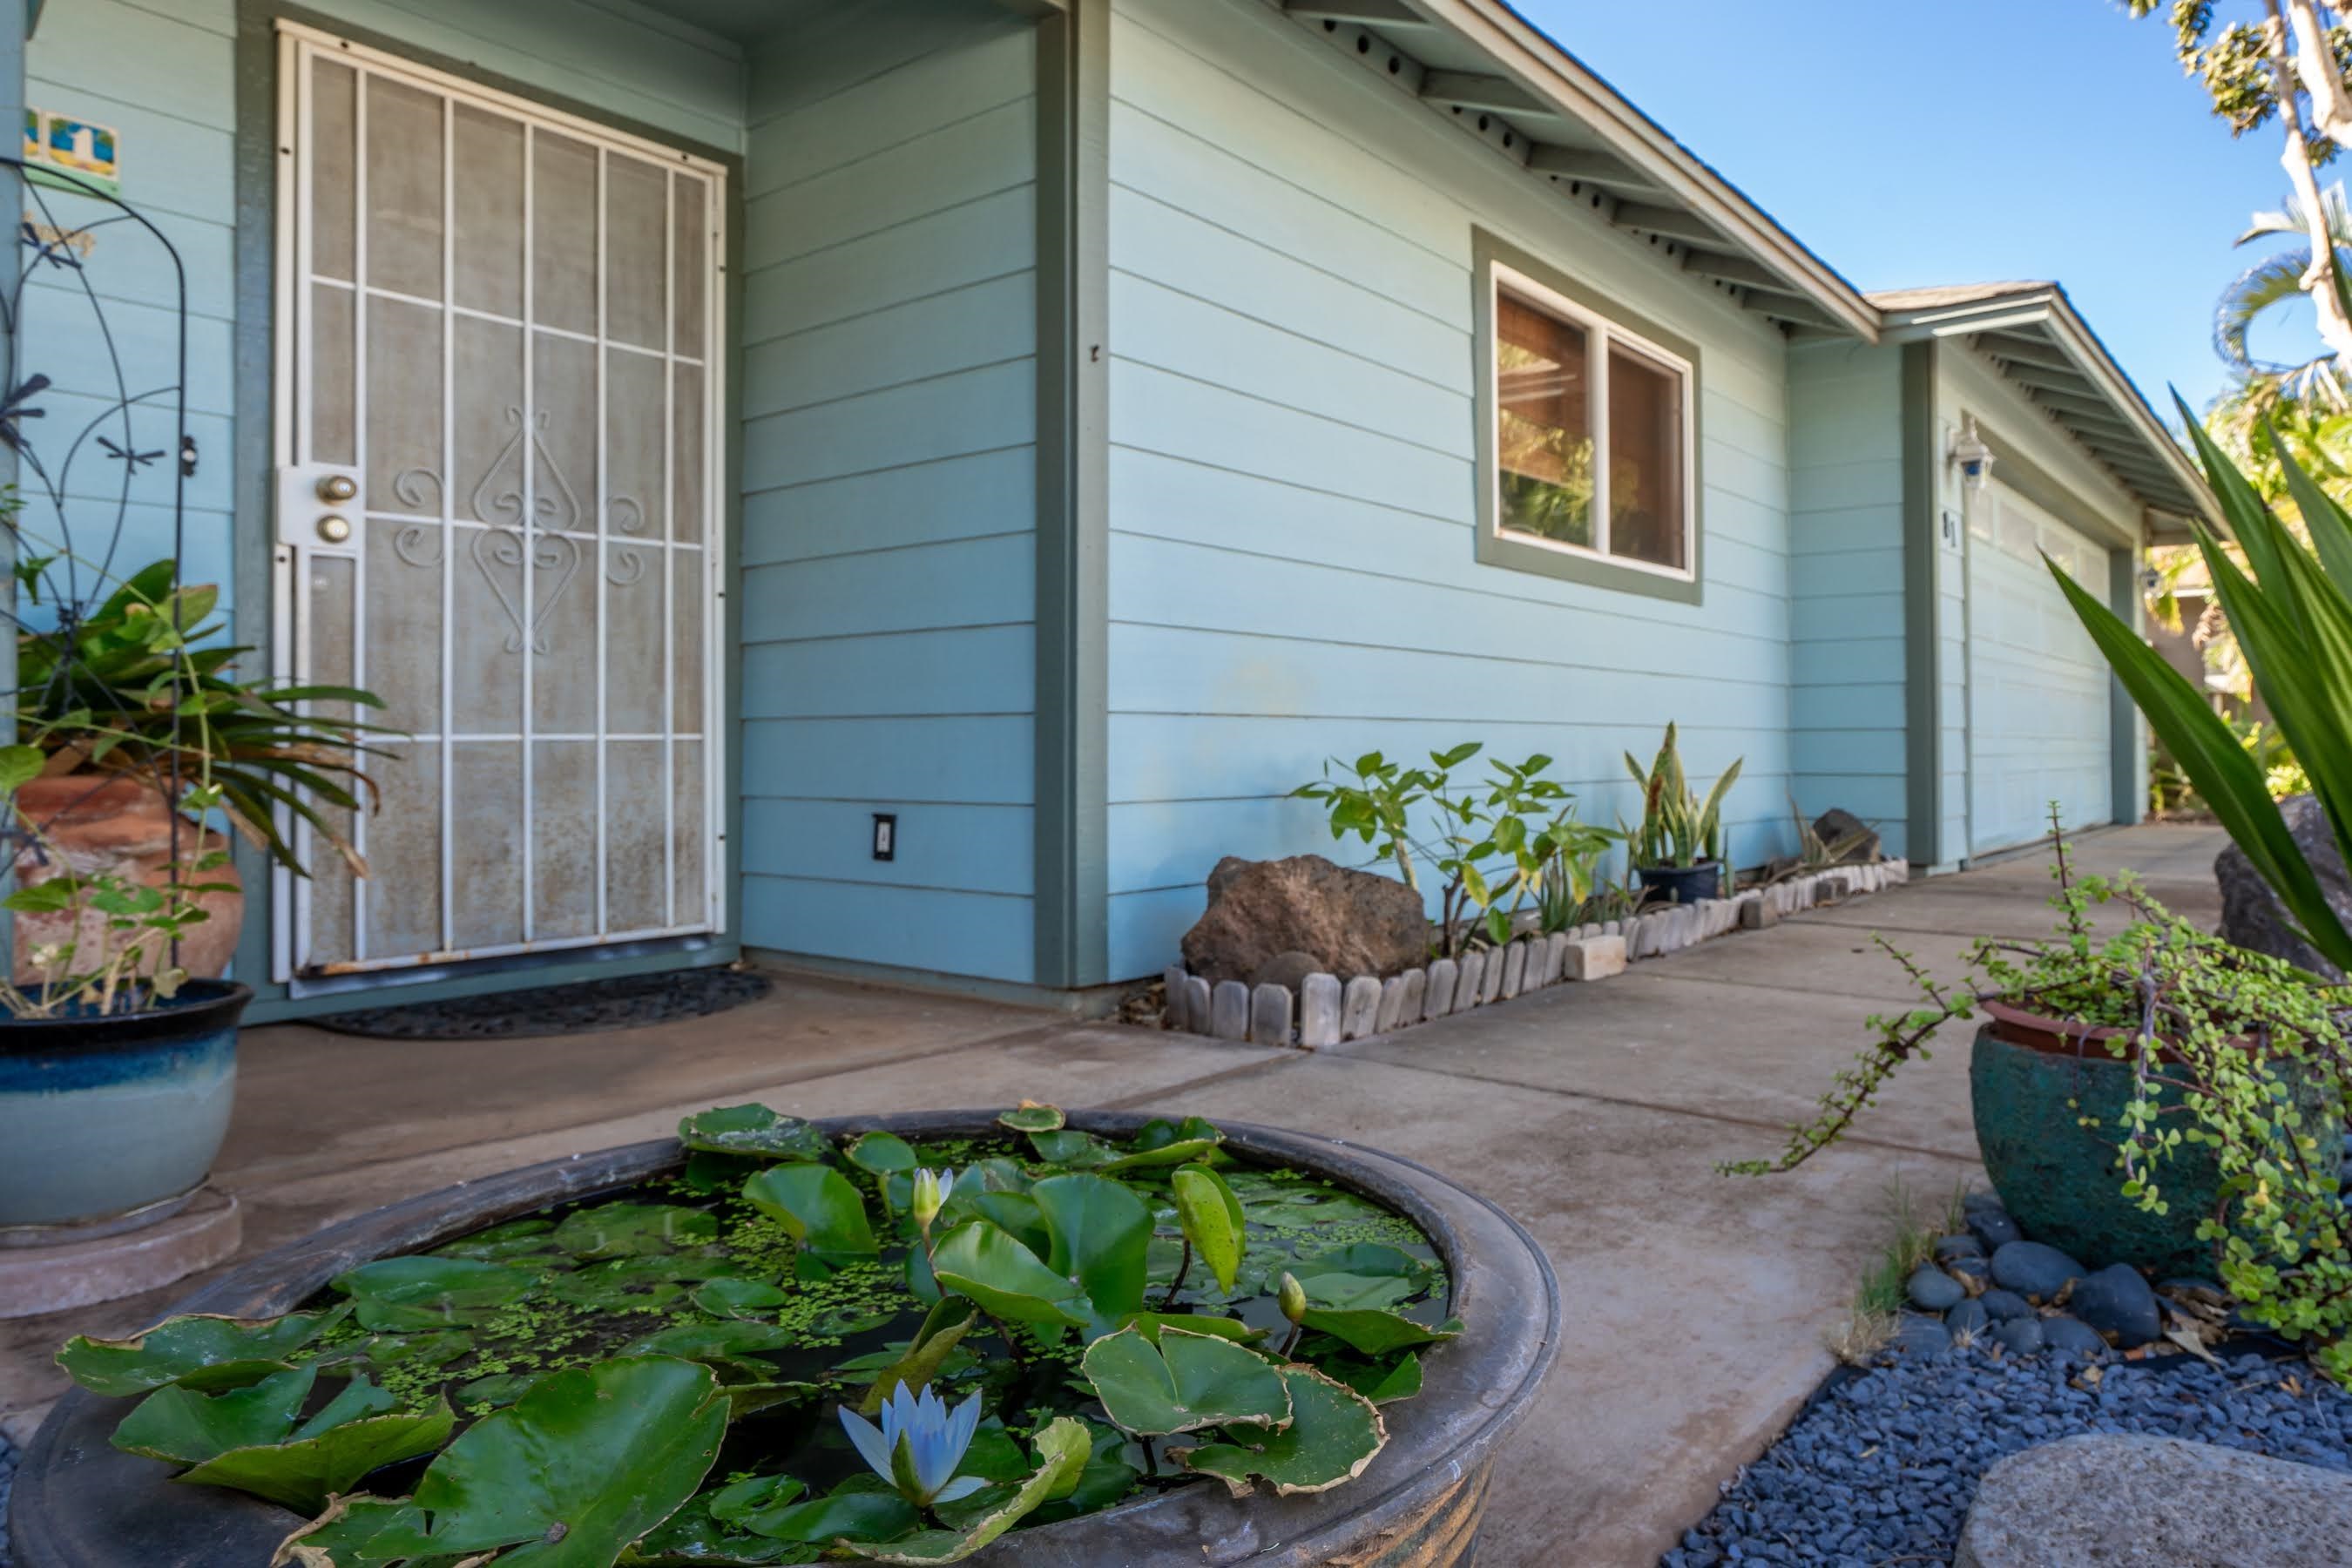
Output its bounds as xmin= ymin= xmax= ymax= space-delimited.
xmin=1664 ymin=1344 xmax=2352 ymax=1567
xmin=1 ymin=1431 xmax=15 ymax=1568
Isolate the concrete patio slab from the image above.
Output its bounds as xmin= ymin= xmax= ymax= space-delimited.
xmin=0 ymin=821 xmax=2235 ymax=1565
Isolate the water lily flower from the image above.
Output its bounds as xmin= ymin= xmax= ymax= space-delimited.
xmin=839 ymin=1380 xmax=987 ymax=1508
xmin=1278 ymin=1271 xmax=1308 ymax=1324
xmin=911 ymin=1166 xmax=956 ymax=1233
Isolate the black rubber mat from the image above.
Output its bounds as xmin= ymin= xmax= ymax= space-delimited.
xmin=314 ymin=966 xmax=772 ymax=1041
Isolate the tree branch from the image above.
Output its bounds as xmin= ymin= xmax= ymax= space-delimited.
xmin=2264 ymin=3 xmax=2352 ymax=379
xmin=2285 ymin=0 xmax=2352 ymax=145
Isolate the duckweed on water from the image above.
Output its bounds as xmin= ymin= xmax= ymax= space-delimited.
xmin=54 ymin=1105 xmax=1458 ymax=1565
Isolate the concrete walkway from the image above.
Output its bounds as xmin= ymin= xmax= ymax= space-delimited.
xmin=0 ymin=822 xmax=2228 ymax=1565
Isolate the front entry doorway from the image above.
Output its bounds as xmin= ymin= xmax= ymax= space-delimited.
xmin=271 ymin=24 xmax=727 ymax=983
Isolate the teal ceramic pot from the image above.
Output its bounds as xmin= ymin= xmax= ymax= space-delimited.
xmin=1969 ymin=1002 xmax=2338 ymax=1274
xmin=0 ymin=980 xmax=249 ymax=1233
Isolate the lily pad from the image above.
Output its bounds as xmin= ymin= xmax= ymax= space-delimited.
xmin=333 ymin=1257 xmax=539 ymax=1330
xmin=270 ymin=1494 xmax=436 ymax=1567
xmin=1294 ymin=1272 xmax=1416 ymax=1311
xmin=742 ymin=1165 xmax=878 ymax=1263
xmin=1175 ymin=1362 xmax=1385 ymax=1497
xmin=1117 ymin=1311 xmax=1262 ymax=1343
xmin=1078 ymin=1325 xmax=1291 ymax=1436
xmin=844 ymin=1132 xmax=917 ymax=1176
xmin=1024 ymin=1129 xmax=1117 ymax=1169
xmin=855 ymin=1298 xmax=977 ymax=1416
xmin=625 ymin=1490 xmax=814 ymax=1565
xmin=431 ymin=1217 xmax=562 ymax=1264
xmin=622 ymin=1321 xmax=799 ymax=1375
xmin=184 ymin=1400 xmax=456 ymax=1515
xmin=708 ymin=1473 xmax=806 ymax=1527
xmin=114 ymin=1366 xmax=320 ymax=1463
xmin=927 ymin=1221 xmax=1086 ymax=1328
xmin=719 ymin=1381 xmax=824 ymax=1420
xmin=1298 ymin=1308 xmax=1463 ymax=1358
xmin=356 ymin=1356 xmax=728 ymax=1565
xmin=1329 ymin=1352 xmax=1423 ymax=1404
xmin=679 ymin=1105 xmax=832 ymax=1163
xmin=842 ymin=1416 xmax=1091 ymax=1564
xmin=693 ymin=1278 xmax=790 ymax=1320
xmin=1169 ymin=1165 xmax=1247 ymax=1295
xmin=57 ymin=1308 xmax=350 ymax=1396
xmin=1031 ymin=1173 xmax=1152 ymax=1322
xmin=742 ymin=1488 xmax=918 ymax=1545
xmin=552 ymin=1202 xmax=719 ymax=1260
xmin=995 ymin=1104 xmax=1064 ymax=1133
xmin=1293 ymin=1242 xmax=1428 ymax=1281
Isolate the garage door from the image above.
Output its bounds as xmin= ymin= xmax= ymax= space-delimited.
xmin=1965 ymin=483 xmax=2113 ymax=856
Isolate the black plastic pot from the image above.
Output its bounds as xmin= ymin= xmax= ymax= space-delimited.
xmin=11 ymin=1110 xmax=1559 ymax=1568
xmin=1635 ymin=861 xmax=1723 ymax=906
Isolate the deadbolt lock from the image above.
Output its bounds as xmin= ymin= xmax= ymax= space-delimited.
xmin=317 ymin=514 xmax=352 ymax=544
xmin=316 ymin=474 xmax=358 ymax=503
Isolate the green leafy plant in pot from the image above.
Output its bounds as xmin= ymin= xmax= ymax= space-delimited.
xmin=0 ymin=554 xmax=390 ymax=1240
xmin=1623 ymin=723 xmax=1742 ymax=906
xmin=1727 ymin=819 xmax=2352 ymax=1376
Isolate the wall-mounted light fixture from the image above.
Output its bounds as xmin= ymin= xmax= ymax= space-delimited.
xmin=1947 ymin=416 xmax=1995 ymax=495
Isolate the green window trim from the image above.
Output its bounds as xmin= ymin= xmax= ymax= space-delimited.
xmin=1471 ymin=228 xmax=1706 ymax=605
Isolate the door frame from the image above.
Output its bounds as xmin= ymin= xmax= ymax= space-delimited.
xmin=260 ymin=15 xmax=735 ymax=992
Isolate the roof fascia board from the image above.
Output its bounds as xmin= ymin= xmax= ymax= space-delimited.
xmin=1404 ymin=0 xmax=1879 ymax=341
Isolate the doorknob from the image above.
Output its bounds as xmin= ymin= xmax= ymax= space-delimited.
xmin=316 ymin=514 xmax=352 ymax=544
xmin=316 ymin=474 xmax=358 ymax=503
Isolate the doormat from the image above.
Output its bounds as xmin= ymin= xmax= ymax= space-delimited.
xmin=314 ymin=967 xmax=772 ymax=1041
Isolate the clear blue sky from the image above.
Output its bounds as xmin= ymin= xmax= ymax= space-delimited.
xmin=1515 ymin=0 xmax=2301 ymax=419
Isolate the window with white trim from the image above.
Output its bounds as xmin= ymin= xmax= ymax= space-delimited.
xmin=1490 ymin=262 xmax=1695 ymax=578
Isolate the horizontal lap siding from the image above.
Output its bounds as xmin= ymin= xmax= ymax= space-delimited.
xmin=1102 ymin=0 xmax=1795 ymax=978
xmin=736 ymin=5 xmax=1040 ymax=983
xmin=1788 ymin=341 xmax=1910 ymax=857
xmin=24 ymin=0 xmax=740 ymax=664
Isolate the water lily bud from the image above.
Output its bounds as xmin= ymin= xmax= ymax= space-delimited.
xmin=911 ymin=1167 xmax=952 ymax=1231
xmin=1278 ymin=1271 xmax=1308 ymax=1324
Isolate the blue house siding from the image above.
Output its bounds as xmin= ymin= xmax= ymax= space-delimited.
xmin=1100 ymin=0 xmax=1797 ymax=979
xmin=734 ymin=2 xmax=1041 ymax=983
xmin=1787 ymin=341 xmax=1910 ymax=855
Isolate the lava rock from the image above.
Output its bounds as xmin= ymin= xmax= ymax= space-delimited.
xmin=1908 ymin=1265 xmax=1966 ymax=1312
xmin=1248 ymin=949 xmax=1322 ymax=992
xmin=2070 ymin=1263 xmax=2161 ymax=1349
xmin=1946 ymin=1299 xmax=1991 ymax=1339
xmin=2039 ymin=1315 xmax=2109 ymax=1356
xmin=1992 ymin=1317 xmax=2045 ymax=1355
xmin=1945 ymin=1255 xmax=1990 ymax=1286
xmin=2216 ymin=794 xmax=2352 ymax=983
xmin=1968 ymin=1205 xmax=2024 ymax=1252
xmin=1978 ymin=1288 xmax=2034 ymax=1322
xmin=1935 ymin=1233 xmax=1984 ymax=1262
xmin=1990 ymin=1240 xmax=2085 ymax=1304
xmin=1891 ymin=1314 xmax=1951 ymax=1358
xmin=2159 ymin=1277 xmax=2231 ymax=1310
xmin=1957 ymin=1434 xmax=2352 ymax=1567
xmin=1179 ymin=855 xmax=1427 ymax=985
xmin=1811 ymin=807 xmax=1881 ymax=864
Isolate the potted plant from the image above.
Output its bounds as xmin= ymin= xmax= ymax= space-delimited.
xmin=12 ymin=1105 xmax=1559 ymax=1568
xmin=1727 ymin=823 xmax=2352 ymax=1374
xmin=0 ymin=555 xmax=387 ymax=1238
xmin=1623 ymin=724 xmax=1742 ymax=906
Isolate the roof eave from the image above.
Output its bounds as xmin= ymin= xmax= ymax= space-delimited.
xmin=1394 ymin=0 xmax=1881 ymax=341
xmin=1879 ymin=288 xmax=2218 ymax=534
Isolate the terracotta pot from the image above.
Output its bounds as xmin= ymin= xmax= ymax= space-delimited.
xmin=13 ymin=1111 xmax=1562 ymax=1568
xmin=10 ymin=774 xmax=243 ymax=983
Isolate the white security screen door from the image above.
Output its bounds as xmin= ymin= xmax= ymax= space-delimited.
xmin=271 ymin=25 xmax=727 ymax=981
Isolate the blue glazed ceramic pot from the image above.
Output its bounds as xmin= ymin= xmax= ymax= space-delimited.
xmin=0 ymin=980 xmax=250 ymax=1231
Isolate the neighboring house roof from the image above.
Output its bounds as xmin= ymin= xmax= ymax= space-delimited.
xmin=1274 ymin=2 xmax=2214 ymax=531
xmin=1871 ymin=282 xmax=2214 ymax=533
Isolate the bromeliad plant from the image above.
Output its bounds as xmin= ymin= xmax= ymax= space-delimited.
xmin=1623 ymin=723 xmax=1742 ymax=872
xmin=1294 ymin=745 xmax=1621 ymax=957
xmin=53 ymin=1104 xmax=1457 ymax=1565
xmin=2048 ymin=401 xmax=2352 ymax=977
xmin=1726 ymin=820 xmax=2352 ymax=1377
